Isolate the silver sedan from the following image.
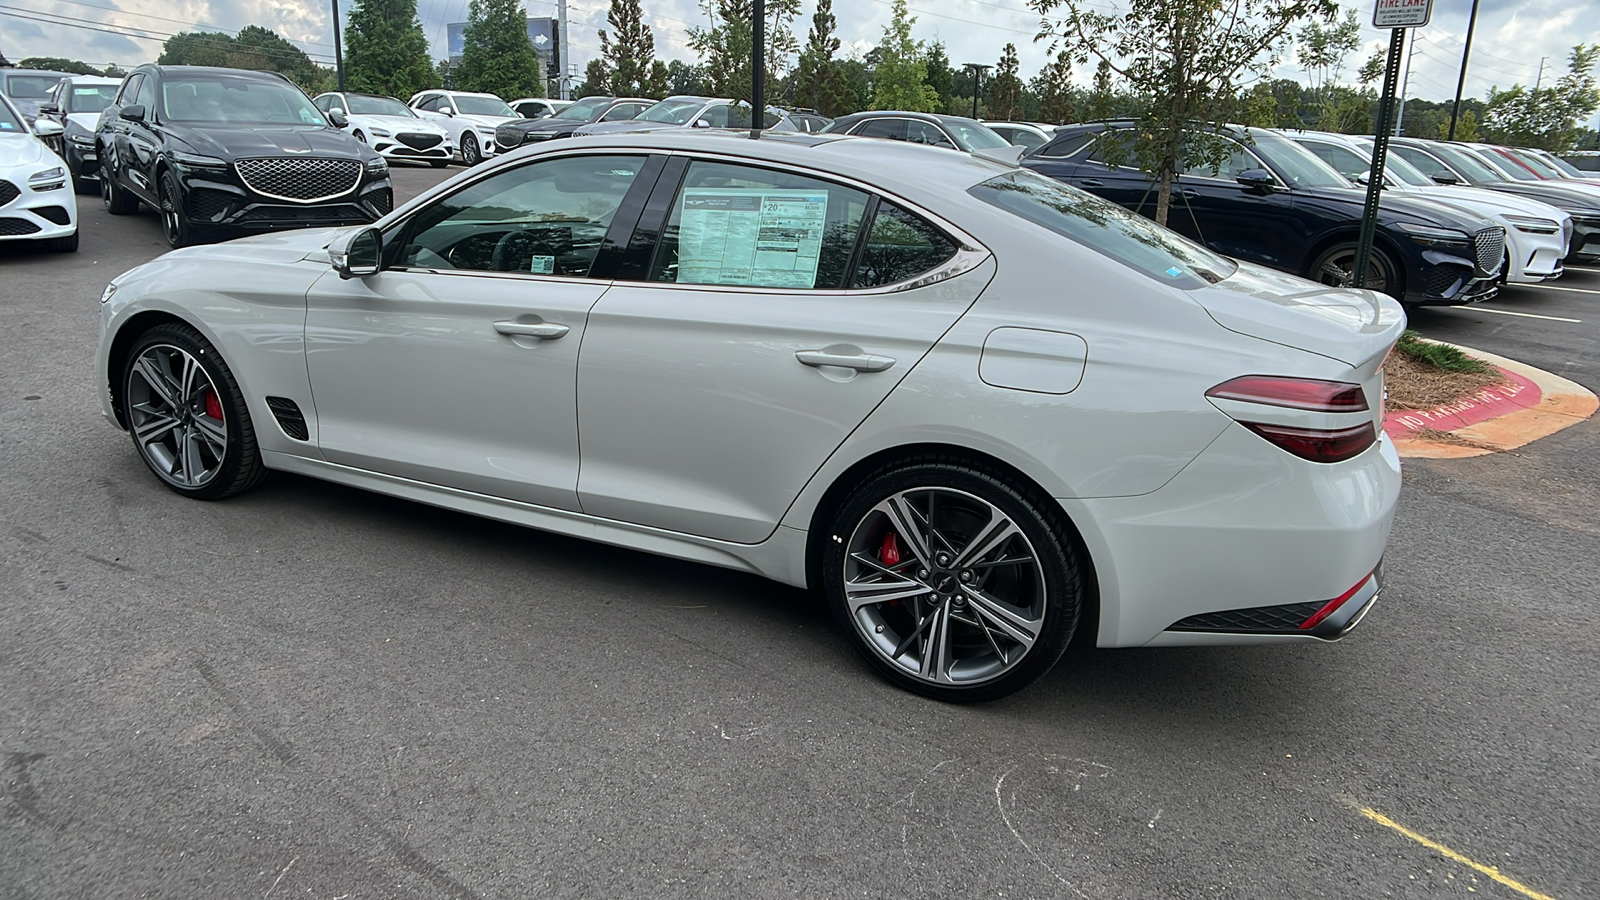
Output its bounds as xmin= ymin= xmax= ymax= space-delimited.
xmin=97 ymin=131 xmax=1403 ymax=701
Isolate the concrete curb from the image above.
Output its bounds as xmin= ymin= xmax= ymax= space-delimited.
xmin=1390 ymin=341 xmax=1598 ymax=459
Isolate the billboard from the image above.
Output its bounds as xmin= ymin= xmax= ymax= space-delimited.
xmin=448 ymin=18 xmax=556 ymax=63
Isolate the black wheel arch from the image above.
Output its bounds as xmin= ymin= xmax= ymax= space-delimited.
xmin=106 ymin=310 xmax=191 ymax=429
xmin=1300 ymin=228 xmax=1409 ymax=295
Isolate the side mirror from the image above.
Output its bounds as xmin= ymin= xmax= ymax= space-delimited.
xmin=330 ymin=227 xmax=382 ymax=279
xmin=33 ymin=119 xmax=63 ymax=137
xmin=1431 ymin=171 xmax=1460 ymax=185
xmin=694 ymin=118 xmax=712 ymax=128
xmin=1236 ymin=168 xmax=1277 ymax=192
xmin=327 ymin=108 xmax=349 ymax=128
xmin=119 ymin=104 xmax=146 ymax=123
xmin=38 ymin=103 xmax=60 ymax=116
xmin=440 ymin=106 xmax=455 ymax=117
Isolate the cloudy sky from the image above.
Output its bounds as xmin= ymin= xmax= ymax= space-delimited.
xmin=3 ymin=0 xmax=1598 ymax=121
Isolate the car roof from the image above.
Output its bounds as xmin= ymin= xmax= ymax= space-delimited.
xmin=58 ymin=75 xmax=123 ymax=85
xmin=3 ymin=69 xmax=72 ymax=79
xmin=144 ymin=66 xmax=288 ymax=81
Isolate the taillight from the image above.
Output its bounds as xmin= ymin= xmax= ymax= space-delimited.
xmin=1206 ymin=376 xmax=1368 ymax=412
xmin=1239 ymin=421 xmax=1376 ymax=463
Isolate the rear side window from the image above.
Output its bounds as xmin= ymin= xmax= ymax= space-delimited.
xmin=854 ymin=119 xmax=907 ymax=140
xmin=971 ymin=169 xmax=1235 ymax=288
xmin=1034 ymin=133 xmax=1093 ymax=159
xmin=853 ymin=203 xmax=957 ymax=288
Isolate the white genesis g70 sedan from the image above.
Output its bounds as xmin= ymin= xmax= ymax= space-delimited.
xmin=96 ymin=131 xmax=1403 ymax=701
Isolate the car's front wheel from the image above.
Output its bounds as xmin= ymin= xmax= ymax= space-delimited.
xmin=101 ymin=154 xmax=138 ymax=215
xmin=460 ymin=132 xmax=481 ymax=166
xmin=122 ymin=323 xmax=266 ymax=500
xmin=822 ymin=458 xmax=1083 ymax=702
xmin=159 ymin=170 xmax=195 ymax=248
xmin=1307 ymin=242 xmax=1401 ymax=298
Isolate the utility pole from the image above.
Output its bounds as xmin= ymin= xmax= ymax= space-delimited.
xmin=751 ymin=0 xmax=765 ymax=136
xmin=1535 ymin=56 xmax=1547 ymax=88
xmin=331 ymin=0 xmax=345 ymax=91
xmin=1396 ymin=32 xmax=1415 ymax=135
xmin=964 ymin=63 xmax=992 ymax=119
xmin=557 ymin=0 xmax=570 ymax=99
xmin=1447 ymin=0 xmax=1479 ymax=140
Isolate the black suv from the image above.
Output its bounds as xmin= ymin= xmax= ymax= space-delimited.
xmin=494 ymin=95 xmax=653 ymax=152
xmin=96 ymin=65 xmax=393 ymax=248
xmin=1025 ymin=122 xmax=1506 ymax=305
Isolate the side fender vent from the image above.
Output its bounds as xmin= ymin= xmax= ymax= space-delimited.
xmin=264 ymin=396 xmax=309 ymax=441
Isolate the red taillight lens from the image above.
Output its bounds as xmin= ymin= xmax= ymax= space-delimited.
xmin=1206 ymin=376 xmax=1369 ymax=412
xmin=1241 ymin=421 xmax=1376 ymax=463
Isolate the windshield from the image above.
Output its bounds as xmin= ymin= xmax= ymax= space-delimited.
xmin=162 ymin=76 xmax=326 ymax=126
xmin=947 ymin=120 xmax=1011 ymax=150
xmin=67 ymin=84 xmax=119 ymax=114
xmin=1248 ymin=131 xmax=1351 ymax=189
xmin=0 ymin=97 xmax=21 ymax=132
xmin=1507 ymin=149 xmax=1564 ymax=178
xmin=556 ymin=96 xmax=612 ymax=121
xmin=2 ymin=73 xmax=65 ymax=99
xmin=1542 ymin=153 xmax=1586 ymax=177
xmin=971 ymin=169 xmax=1236 ymax=288
xmin=1430 ymin=144 xmax=1508 ymax=183
xmin=453 ymin=95 xmax=515 ymax=116
xmin=348 ymin=95 xmax=415 ymax=117
xmin=1346 ymin=138 xmax=1435 ymax=186
xmin=639 ymin=99 xmax=705 ymax=124
xmin=1480 ymin=148 xmax=1539 ymax=180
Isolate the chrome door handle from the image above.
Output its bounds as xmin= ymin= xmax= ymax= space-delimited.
xmin=494 ymin=320 xmax=569 ymax=339
xmin=796 ymin=350 xmax=896 ymax=372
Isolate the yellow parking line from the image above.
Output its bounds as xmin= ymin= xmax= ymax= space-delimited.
xmin=1355 ymin=805 xmax=1556 ymax=900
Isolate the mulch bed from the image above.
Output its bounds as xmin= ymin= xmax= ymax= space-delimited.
xmin=1384 ymin=351 xmax=1508 ymax=411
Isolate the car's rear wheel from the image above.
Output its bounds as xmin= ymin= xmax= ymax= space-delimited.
xmin=101 ymin=156 xmax=138 ymax=215
xmin=822 ymin=459 xmax=1082 ymax=702
xmin=159 ymin=170 xmax=195 ymax=249
xmin=1307 ymin=242 xmax=1400 ymax=297
xmin=122 ymin=324 xmax=265 ymax=500
xmin=353 ymin=129 xmax=367 ymax=143
xmin=460 ymin=132 xmax=481 ymax=166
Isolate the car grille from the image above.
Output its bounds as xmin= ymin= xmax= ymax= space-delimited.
xmin=0 ymin=216 xmax=41 ymax=235
xmin=187 ymin=188 xmax=233 ymax=222
xmin=495 ymin=125 xmax=526 ymax=149
xmin=238 ymin=203 xmax=372 ymax=224
xmin=369 ymin=189 xmax=393 ymax=215
xmin=235 ymin=157 xmax=362 ymax=204
xmin=29 ymin=205 xmax=70 ymax=226
xmin=1422 ymin=262 xmax=1470 ymax=297
xmin=0 ymin=179 xmax=19 ymax=206
xmin=1473 ymin=226 xmax=1505 ymax=276
xmin=396 ymin=132 xmax=442 ymax=150
xmin=1170 ymin=601 xmax=1327 ymax=633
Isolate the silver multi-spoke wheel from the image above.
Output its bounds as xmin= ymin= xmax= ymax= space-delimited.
xmin=843 ymin=487 xmax=1048 ymax=688
xmin=127 ymin=343 xmax=228 ymax=489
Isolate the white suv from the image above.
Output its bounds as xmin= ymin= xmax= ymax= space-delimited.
xmin=407 ymin=90 xmax=518 ymax=166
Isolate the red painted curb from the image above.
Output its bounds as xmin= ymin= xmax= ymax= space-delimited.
xmin=1383 ymin=367 xmax=1542 ymax=439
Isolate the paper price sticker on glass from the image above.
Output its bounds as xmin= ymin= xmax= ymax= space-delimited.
xmin=678 ymin=188 xmax=830 ymax=288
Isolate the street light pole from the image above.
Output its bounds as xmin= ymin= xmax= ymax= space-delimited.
xmin=964 ymin=63 xmax=992 ymax=119
xmin=331 ymin=0 xmax=345 ymax=91
xmin=751 ymin=0 xmax=765 ymax=136
xmin=1447 ymin=0 xmax=1480 ymax=140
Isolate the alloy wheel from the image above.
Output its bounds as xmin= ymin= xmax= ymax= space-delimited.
xmin=160 ymin=179 xmax=182 ymax=246
xmin=1313 ymin=247 xmax=1392 ymax=292
xmin=126 ymin=343 xmax=228 ymax=489
xmin=842 ymin=487 xmax=1047 ymax=687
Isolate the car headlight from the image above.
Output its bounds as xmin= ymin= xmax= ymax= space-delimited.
xmin=1502 ymin=214 xmax=1560 ymax=234
xmin=27 ymin=167 xmax=66 ymax=191
xmin=100 ymin=282 xmax=118 ymax=304
xmin=1395 ymin=222 xmax=1471 ymax=246
xmin=170 ymin=151 xmax=228 ymax=170
xmin=365 ymin=157 xmax=388 ymax=175
xmin=477 ymin=127 xmax=495 ymax=135
xmin=66 ymin=125 xmax=95 ymax=146
xmin=369 ymin=128 xmax=392 ymax=138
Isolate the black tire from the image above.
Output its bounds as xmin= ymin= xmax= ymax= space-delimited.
xmin=159 ymin=169 xmax=195 ymax=249
xmin=353 ymin=129 xmax=367 ymax=143
xmin=821 ymin=456 xmax=1082 ymax=702
xmin=460 ymin=132 xmax=481 ymax=166
xmin=39 ymin=231 xmax=79 ymax=253
xmin=430 ymin=159 xmax=450 ymax=168
xmin=101 ymin=154 xmax=138 ymax=215
xmin=122 ymin=323 xmax=266 ymax=500
xmin=1306 ymin=242 xmax=1402 ymax=298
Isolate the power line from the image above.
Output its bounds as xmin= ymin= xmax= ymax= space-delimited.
xmin=0 ymin=6 xmax=339 ymax=65
xmin=34 ymin=0 xmax=336 ymax=49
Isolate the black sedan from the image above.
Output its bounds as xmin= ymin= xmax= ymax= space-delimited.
xmin=1025 ymin=123 xmax=1506 ymax=305
xmin=96 ymin=65 xmax=393 ymax=248
xmin=823 ymin=111 xmax=1013 ymax=153
xmin=494 ymin=96 xmax=653 ymax=152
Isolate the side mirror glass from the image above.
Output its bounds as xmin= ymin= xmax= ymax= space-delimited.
xmin=330 ymin=227 xmax=382 ymax=279
xmin=1431 ymin=171 xmax=1460 ymax=185
xmin=119 ymin=104 xmax=146 ymax=123
xmin=327 ymin=108 xmax=349 ymax=128
xmin=1236 ymin=168 xmax=1276 ymax=191
xmin=33 ymin=119 xmax=64 ymax=137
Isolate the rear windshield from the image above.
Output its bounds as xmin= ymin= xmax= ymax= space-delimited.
xmin=970 ymin=170 xmax=1236 ymax=289
xmin=2 ymin=73 xmax=65 ymax=98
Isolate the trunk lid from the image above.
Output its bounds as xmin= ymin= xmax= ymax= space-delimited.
xmin=1188 ymin=260 xmax=1405 ymax=368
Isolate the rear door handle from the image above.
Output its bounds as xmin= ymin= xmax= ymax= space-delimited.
xmin=1179 ymin=188 xmax=1199 ymax=198
xmin=796 ymin=350 xmax=896 ymax=372
xmin=494 ymin=320 xmax=569 ymax=339
xmin=1077 ymin=178 xmax=1104 ymax=188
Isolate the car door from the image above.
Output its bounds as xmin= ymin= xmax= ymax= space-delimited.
xmin=574 ymin=158 xmax=993 ymax=543
xmin=122 ymin=73 xmax=163 ymax=203
xmin=303 ymin=152 xmax=660 ymax=510
xmin=1169 ymin=137 xmax=1303 ymax=270
xmin=1068 ymin=128 xmax=1158 ymax=213
xmin=102 ymin=73 xmax=140 ymax=185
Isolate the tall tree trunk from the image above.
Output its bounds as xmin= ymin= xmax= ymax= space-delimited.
xmin=1154 ymin=158 xmax=1176 ymax=227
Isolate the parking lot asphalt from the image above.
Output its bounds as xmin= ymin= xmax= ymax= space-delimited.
xmin=3 ymin=163 xmax=1598 ymax=899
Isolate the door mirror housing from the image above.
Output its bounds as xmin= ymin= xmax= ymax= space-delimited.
xmin=327 ymin=108 xmax=349 ymax=129
xmin=1236 ymin=168 xmax=1277 ymax=192
xmin=32 ymin=119 xmax=64 ymax=138
xmin=693 ymin=118 xmax=712 ymax=128
xmin=119 ymin=105 xmax=146 ymax=123
xmin=38 ymin=103 xmax=60 ymax=116
xmin=440 ymin=106 xmax=455 ymax=117
xmin=1431 ymin=171 xmax=1460 ymax=185
xmin=330 ymin=227 xmax=382 ymax=279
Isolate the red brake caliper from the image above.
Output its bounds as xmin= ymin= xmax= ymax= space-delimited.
xmin=879 ymin=531 xmax=905 ymax=605
xmin=203 ymin=388 xmax=223 ymax=421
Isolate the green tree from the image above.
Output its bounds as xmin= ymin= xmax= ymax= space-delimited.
xmin=580 ymin=57 xmax=612 ymax=97
xmin=158 ymin=27 xmax=327 ymax=92
xmin=1034 ymin=0 xmax=1337 ymax=226
xmin=794 ymin=0 xmax=854 ymax=116
xmin=988 ymin=43 xmax=1022 ymax=120
xmin=838 ymin=57 xmax=873 ymax=112
xmin=1296 ymin=6 xmax=1361 ymax=130
xmin=645 ymin=60 xmax=671 ymax=98
xmin=20 ymin=57 xmax=104 ymax=75
xmin=455 ymin=0 xmax=545 ymax=98
xmin=922 ymin=41 xmax=954 ymax=111
xmin=1444 ymin=108 xmax=1479 ymax=141
xmin=688 ymin=0 xmax=801 ymax=104
xmin=1032 ymin=50 xmax=1075 ymax=125
xmin=666 ymin=60 xmax=708 ymax=95
xmin=870 ymin=0 xmax=938 ymax=111
xmin=598 ymin=0 xmax=657 ymax=95
xmin=345 ymin=0 xmax=438 ymax=99
xmin=1482 ymin=44 xmax=1600 ymax=150
xmin=1085 ymin=58 xmax=1115 ymax=120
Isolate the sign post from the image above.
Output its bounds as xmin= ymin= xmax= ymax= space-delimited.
xmin=1352 ymin=0 xmax=1432 ymax=291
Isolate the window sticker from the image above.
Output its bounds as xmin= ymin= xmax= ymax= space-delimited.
xmin=677 ymin=187 xmax=829 ymax=288
xmin=529 ymin=255 xmax=555 ymax=275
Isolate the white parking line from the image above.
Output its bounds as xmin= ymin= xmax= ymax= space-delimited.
xmin=1566 ymin=266 xmax=1600 ymax=274
xmin=1516 ymin=282 xmax=1600 ymax=296
xmin=1465 ymin=307 xmax=1582 ymax=323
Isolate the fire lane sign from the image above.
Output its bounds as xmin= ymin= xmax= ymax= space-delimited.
xmin=1374 ymin=0 xmax=1432 ymax=28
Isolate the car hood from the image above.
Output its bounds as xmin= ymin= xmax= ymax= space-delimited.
xmin=161 ymin=226 xmax=346 ymax=266
xmin=574 ymin=120 xmax=681 ymax=136
xmin=166 ymin=124 xmax=372 ymax=161
xmin=0 ymin=133 xmax=56 ymax=169
xmin=1297 ymin=182 xmax=1494 ymax=231
xmin=1416 ymin=184 xmax=1570 ymax=220
xmin=1484 ymin=179 xmax=1600 ymax=209
xmin=1189 ymin=260 xmax=1404 ymax=367
xmin=66 ymin=112 xmax=100 ymax=133
xmin=503 ymin=116 xmax=592 ymax=135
